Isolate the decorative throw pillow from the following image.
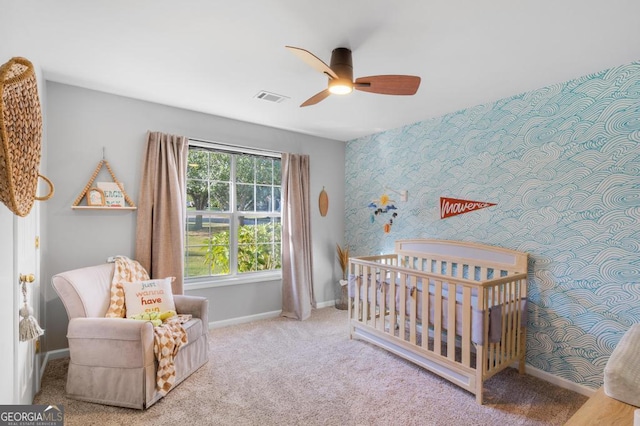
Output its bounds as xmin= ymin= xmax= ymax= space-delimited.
xmin=105 ymin=256 xmax=150 ymax=318
xmin=123 ymin=277 xmax=176 ymax=318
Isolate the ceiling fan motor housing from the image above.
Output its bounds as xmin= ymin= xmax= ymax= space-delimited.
xmin=328 ymin=47 xmax=354 ymax=94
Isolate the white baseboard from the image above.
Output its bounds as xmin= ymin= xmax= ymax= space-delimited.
xmin=209 ymin=310 xmax=282 ymax=329
xmin=523 ymin=364 xmax=597 ymax=397
xmin=208 ymin=302 xmax=337 ymax=329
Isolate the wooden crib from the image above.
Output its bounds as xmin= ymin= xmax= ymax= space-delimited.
xmin=347 ymin=239 xmax=528 ymax=404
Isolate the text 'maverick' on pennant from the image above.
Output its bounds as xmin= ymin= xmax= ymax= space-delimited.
xmin=440 ymin=197 xmax=497 ymax=219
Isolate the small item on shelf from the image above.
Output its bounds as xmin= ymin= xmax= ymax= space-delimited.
xmin=97 ymin=181 xmax=125 ymax=207
xmin=87 ymin=187 xmax=105 ymax=206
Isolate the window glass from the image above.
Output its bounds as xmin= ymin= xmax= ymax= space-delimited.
xmin=185 ymin=143 xmax=281 ymax=280
xmin=185 ymin=213 xmax=231 ymax=277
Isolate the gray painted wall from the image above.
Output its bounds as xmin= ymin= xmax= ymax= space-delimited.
xmin=43 ymin=82 xmax=345 ymax=352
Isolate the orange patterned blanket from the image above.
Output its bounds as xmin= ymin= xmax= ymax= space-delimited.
xmin=153 ymin=314 xmax=191 ymax=395
xmin=108 ymin=256 xmax=190 ymax=395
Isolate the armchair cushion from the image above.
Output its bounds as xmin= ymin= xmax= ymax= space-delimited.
xmin=174 ymin=295 xmax=209 ymax=327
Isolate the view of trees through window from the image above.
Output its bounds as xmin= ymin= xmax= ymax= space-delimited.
xmin=185 ymin=144 xmax=281 ymax=279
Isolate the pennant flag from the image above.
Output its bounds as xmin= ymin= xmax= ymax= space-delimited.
xmin=440 ymin=197 xmax=496 ymax=219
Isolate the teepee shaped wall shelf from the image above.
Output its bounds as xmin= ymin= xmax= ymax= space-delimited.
xmin=72 ymin=158 xmax=136 ymax=210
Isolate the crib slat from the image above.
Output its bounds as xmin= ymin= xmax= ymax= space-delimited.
xmin=353 ymin=265 xmax=361 ymax=323
xmin=378 ymin=268 xmax=386 ymax=333
xmin=447 ymin=283 xmax=456 ymax=361
xmin=513 ymin=280 xmax=521 ymax=360
xmin=361 ymin=267 xmax=374 ymax=324
xmin=478 ymin=285 xmax=488 ymax=382
xmin=507 ymin=281 xmax=515 ymax=363
xmin=362 ymin=265 xmax=370 ymax=326
xmin=389 ymin=269 xmax=396 ymax=337
xmin=371 ymin=266 xmax=381 ymax=329
xmin=513 ymin=280 xmax=520 ymax=359
xmin=515 ymin=279 xmax=522 ymax=360
xmin=462 ymin=286 xmax=471 ymax=367
xmin=500 ymin=283 xmax=507 ymax=366
xmin=434 ymin=280 xmax=442 ymax=355
xmin=493 ymin=284 xmax=501 ymax=367
xmin=348 ymin=264 xmax=355 ymax=326
xmin=504 ymin=283 xmax=511 ymax=364
xmin=507 ymin=282 xmax=514 ymax=363
xmin=381 ymin=266 xmax=388 ymax=329
xmin=421 ymin=276 xmax=430 ymax=350
xmin=485 ymin=286 xmax=498 ymax=370
xmin=409 ymin=274 xmax=417 ymax=344
xmin=398 ymin=272 xmax=406 ymax=340
xmin=517 ymin=278 xmax=527 ymax=374
xmin=370 ymin=266 xmax=377 ymax=329
xmin=479 ymin=266 xmax=487 ymax=281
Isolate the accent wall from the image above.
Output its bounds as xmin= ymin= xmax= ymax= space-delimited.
xmin=345 ymin=60 xmax=640 ymax=390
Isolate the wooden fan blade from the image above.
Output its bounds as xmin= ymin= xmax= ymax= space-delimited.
xmin=285 ymin=46 xmax=338 ymax=80
xmin=354 ymin=75 xmax=421 ymax=95
xmin=301 ymin=89 xmax=331 ymax=107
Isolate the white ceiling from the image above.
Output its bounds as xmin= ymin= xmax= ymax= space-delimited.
xmin=3 ymin=0 xmax=640 ymax=142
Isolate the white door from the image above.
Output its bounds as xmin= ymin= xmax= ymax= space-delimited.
xmin=0 ymin=208 xmax=15 ymax=404
xmin=15 ymin=205 xmax=40 ymax=404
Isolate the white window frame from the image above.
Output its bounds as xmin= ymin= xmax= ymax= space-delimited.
xmin=184 ymin=140 xmax=282 ymax=289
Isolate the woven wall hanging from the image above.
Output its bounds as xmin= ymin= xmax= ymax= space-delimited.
xmin=318 ymin=187 xmax=328 ymax=217
xmin=0 ymin=57 xmax=54 ymax=217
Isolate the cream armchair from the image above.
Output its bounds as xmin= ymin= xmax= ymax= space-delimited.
xmin=52 ymin=263 xmax=209 ymax=409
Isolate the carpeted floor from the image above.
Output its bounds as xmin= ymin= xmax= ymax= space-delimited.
xmin=34 ymin=307 xmax=587 ymax=425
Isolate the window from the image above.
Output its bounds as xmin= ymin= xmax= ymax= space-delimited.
xmin=184 ymin=141 xmax=281 ymax=282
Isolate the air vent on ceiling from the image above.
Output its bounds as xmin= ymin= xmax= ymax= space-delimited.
xmin=254 ymin=90 xmax=289 ymax=103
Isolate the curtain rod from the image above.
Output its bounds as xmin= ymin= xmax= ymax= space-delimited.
xmin=189 ymin=137 xmax=281 ymax=158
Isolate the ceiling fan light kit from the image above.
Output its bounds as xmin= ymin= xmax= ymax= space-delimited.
xmin=328 ymin=78 xmax=353 ymax=95
xmin=286 ymin=45 xmax=421 ymax=107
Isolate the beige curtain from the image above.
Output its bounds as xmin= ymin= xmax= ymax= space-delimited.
xmin=281 ymin=153 xmax=315 ymax=320
xmin=135 ymin=131 xmax=188 ymax=294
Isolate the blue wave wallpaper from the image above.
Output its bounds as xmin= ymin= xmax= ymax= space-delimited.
xmin=345 ymin=60 xmax=640 ymax=389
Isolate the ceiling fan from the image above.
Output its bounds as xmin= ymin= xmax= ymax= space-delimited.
xmin=285 ymin=45 xmax=421 ymax=107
